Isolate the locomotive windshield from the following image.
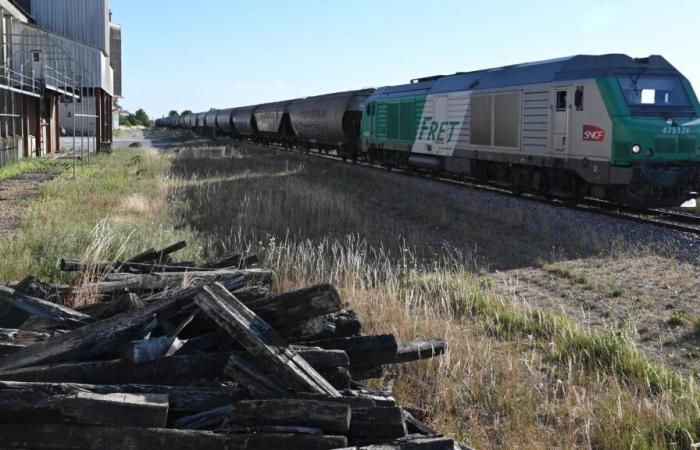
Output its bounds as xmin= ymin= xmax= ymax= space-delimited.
xmin=616 ymin=74 xmax=694 ymax=115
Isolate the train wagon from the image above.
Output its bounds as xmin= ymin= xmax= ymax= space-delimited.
xmin=231 ymin=106 xmax=258 ymax=138
xmin=203 ymin=110 xmax=218 ymax=130
xmin=360 ymin=54 xmax=700 ymax=206
xmin=215 ymin=109 xmax=235 ymax=135
xmin=288 ymin=89 xmax=375 ymax=160
xmin=254 ymin=101 xmax=295 ymax=145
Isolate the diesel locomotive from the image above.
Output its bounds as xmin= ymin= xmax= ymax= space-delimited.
xmin=157 ymin=54 xmax=700 ymax=207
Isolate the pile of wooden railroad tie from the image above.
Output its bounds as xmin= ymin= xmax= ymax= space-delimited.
xmin=0 ymin=241 xmax=469 ymax=450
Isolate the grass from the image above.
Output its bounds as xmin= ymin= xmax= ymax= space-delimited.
xmin=0 ymin=148 xmax=199 ymax=284
xmin=0 ymin=158 xmax=71 ymax=182
xmin=166 ymin=146 xmax=700 ymax=449
xmin=4 ymin=142 xmax=700 ymax=448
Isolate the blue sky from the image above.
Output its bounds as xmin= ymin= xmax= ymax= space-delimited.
xmin=111 ymin=0 xmax=700 ymax=118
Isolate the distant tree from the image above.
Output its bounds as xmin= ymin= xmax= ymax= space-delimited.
xmin=134 ymin=109 xmax=151 ymax=126
xmin=119 ymin=115 xmax=135 ymax=127
xmin=180 ymin=110 xmax=193 ymax=116
xmin=168 ymin=110 xmax=179 ymax=117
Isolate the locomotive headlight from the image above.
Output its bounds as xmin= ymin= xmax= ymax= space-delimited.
xmin=632 ymin=144 xmax=642 ymax=154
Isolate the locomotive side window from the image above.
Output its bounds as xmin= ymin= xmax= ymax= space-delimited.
xmin=575 ymin=87 xmax=584 ymax=111
xmin=556 ymin=91 xmax=567 ymax=111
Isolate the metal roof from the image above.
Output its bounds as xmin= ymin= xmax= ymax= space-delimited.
xmin=369 ymin=54 xmax=682 ymax=100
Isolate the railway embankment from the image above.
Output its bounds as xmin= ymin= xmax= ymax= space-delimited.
xmin=2 ymin=138 xmax=700 ymax=448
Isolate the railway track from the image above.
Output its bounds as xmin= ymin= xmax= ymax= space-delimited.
xmin=232 ymin=139 xmax=700 ymax=237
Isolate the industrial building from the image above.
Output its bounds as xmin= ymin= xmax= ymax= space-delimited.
xmin=0 ymin=0 xmax=121 ymax=166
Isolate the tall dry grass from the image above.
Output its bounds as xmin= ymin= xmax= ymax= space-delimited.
xmin=166 ymin=147 xmax=700 ymax=449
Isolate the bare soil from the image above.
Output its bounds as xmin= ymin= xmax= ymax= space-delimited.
xmin=493 ymin=256 xmax=700 ymax=374
xmin=0 ymin=172 xmax=55 ymax=233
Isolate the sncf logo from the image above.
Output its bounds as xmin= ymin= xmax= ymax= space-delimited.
xmin=583 ymin=125 xmax=606 ymax=142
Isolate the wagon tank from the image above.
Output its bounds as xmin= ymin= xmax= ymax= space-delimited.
xmin=254 ymin=101 xmax=295 ymax=145
xmin=288 ymin=89 xmax=375 ymax=159
xmin=215 ymin=109 xmax=235 ymax=134
xmin=231 ymin=106 xmax=258 ymax=138
xmin=203 ymin=111 xmax=218 ymax=129
xmin=361 ymin=54 xmax=700 ymax=206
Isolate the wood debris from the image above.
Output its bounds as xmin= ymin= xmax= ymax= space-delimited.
xmin=0 ymin=241 xmax=464 ymax=449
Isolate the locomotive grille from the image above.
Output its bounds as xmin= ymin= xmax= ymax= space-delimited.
xmin=678 ymin=138 xmax=696 ymax=153
xmin=654 ymin=138 xmax=676 ymax=153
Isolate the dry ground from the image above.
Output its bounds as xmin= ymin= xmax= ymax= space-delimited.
xmin=0 ymin=172 xmax=56 ymax=233
xmin=494 ymin=255 xmax=700 ymax=375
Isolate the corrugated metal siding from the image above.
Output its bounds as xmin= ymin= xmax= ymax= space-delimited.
xmin=28 ymin=0 xmax=109 ymax=54
xmin=11 ymin=21 xmax=113 ymax=94
xmin=110 ymin=25 xmax=122 ymax=97
xmin=521 ymin=90 xmax=549 ymax=153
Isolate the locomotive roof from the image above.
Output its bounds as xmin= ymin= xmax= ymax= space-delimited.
xmin=370 ymin=54 xmax=681 ymax=99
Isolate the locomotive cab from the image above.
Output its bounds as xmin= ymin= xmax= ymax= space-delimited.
xmin=602 ymin=68 xmax=700 ymax=206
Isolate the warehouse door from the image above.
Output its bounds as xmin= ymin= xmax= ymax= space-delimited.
xmin=552 ymin=88 xmax=570 ymax=154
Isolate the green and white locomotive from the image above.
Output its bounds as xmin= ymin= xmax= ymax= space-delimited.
xmin=360 ymin=54 xmax=700 ymax=206
xmin=171 ymin=54 xmax=700 ymax=208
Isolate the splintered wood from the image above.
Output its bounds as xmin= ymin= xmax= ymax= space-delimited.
xmin=0 ymin=241 xmax=464 ymax=450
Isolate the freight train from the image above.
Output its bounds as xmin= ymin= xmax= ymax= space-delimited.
xmin=157 ymin=54 xmax=700 ymax=207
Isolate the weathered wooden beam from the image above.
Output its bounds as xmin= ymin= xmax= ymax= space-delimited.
xmin=174 ymin=398 xmax=351 ymax=434
xmin=310 ymin=334 xmax=399 ymax=369
xmin=0 ymin=352 xmax=231 ymax=385
xmin=0 ymin=286 xmax=94 ymax=329
xmin=219 ymin=398 xmax=352 ymax=434
xmin=396 ymin=339 xmax=447 ymax=364
xmin=285 ymin=310 xmax=363 ymax=343
xmin=0 ymin=389 xmax=169 ymax=428
xmin=77 ymin=293 xmax=143 ymax=321
xmin=0 ymin=347 xmax=348 ymax=386
xmin=336 ymin=434 xmax=455 ymax=449
xmin=246 ymin=284 xmax=343 ymax=329
xmin=60 ymin=259 xmax=204 ymax=274
xmin=348 ymin=407 xmax=408 ymax=444
xmin=224 ymin=353 xmax=289 ymax=396
xmin=59 ymin=391 xmax=169 ymax=427
xmin=194 ymin=283 xmax=340 ymax=397
xmin=204 ymin=254 xmax=259 ymax=269
xmin=74 ymin=269 xmax=273 ymax=295
xmin=0 ymin=293 xmax=192 ymax=371
xmin=0 ymin=424 xmax=348 ymax=450
xmin=0 ymin=380 xmax=249 ymax=413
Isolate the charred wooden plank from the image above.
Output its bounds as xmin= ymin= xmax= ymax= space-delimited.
xmin=336 ymin=434 xmax=454 ymax=449
xmin=348 ymin=407 xmax=408 ymax=444
xmin=77 ymin=293 xmax=143 ymax=321
xmin=74 ymin=269 xmax=273 ymax=294
xmin=396 ymin=339 xmax=447 ymax=364
xmin=0 ymin=380 xmax=249 ymax=413
xmin=59 ymin=391 xmax=169 ymax=427
xmin=224 ymin=353 xmax=289 ymax=396
xmin=310 ymin=334 xmax=398 ymax=369
xmin=224 ymin=398 xmax=352 ymax=433
xmin=0 ymin=352 xmax=231 ymax=385
xmin=0 ymin=389 xmax=168 ymax=428
xmin=0 ymin=286 xmax=94 ymax=329
xmin=0 ymin=293 xmax=193 ymax=371
xmin=194 ymin=283 xmax=340 ymax=397
xmin=246 ymin=284 xmax=342 ymax=329
xmin=0 ymin=424 xmax=348 ymax=450
xmin=60 ymin=259 xmax=205 ymax=274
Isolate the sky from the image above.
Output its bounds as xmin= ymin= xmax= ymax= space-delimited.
xmin=111 ymin=0 xmax=700 ymax=119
